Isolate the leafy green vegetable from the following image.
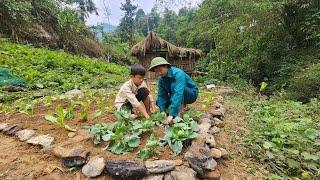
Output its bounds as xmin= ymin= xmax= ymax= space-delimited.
xmin=44 ymin=105 xmax=76 ymax=132
xmin=137 ymin=134 xmax=160 ymax=159
xmin=161 ymin=116 xmax=198 ymax=155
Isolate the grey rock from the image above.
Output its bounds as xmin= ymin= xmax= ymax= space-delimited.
xmin=52 ymin=146 xmax=71 ymax=158
xmin=198 ymin=117 xmax=211 ymax=125
xmin=145 ymin=160 xmax=175 ymax=174
xmin=203 ymin=158 xmax=217 ymax=171
xmin=214 ymin=119 xmax=224 ymax=127
xmin=3 ymin=124 xmax=21 ymax=136
xmin=164 ymin=173 xmax=174 ymax=180
xmin=184 ymin=134 xmax=217 ymax=176
xmin=27 ymin=134 xmax=54 ymax=148
xmin=184 ymin=146 xmax=211 ymax=176
xmin=170 ymin=167 xmax=197 ymax=180
xmin=205 ymin=134 xmax=216 ymax=148
xmin=82 ymin=156 xmax=105 ymax=178
xmin=210 ymin=109 xmax=224 ymax=119
xmin=213 ymin=96 xmax=224 ymax=104
xmin=54 ymin=146 xmax=90 ymax=168
xmin=0 ymin=123 xmax=8 ymax=131
xmin=210 ymin=148 xmax=222 ymax=159
xmin=199 ymin=114 xmax=210 ymax=120
xmin=53 ymin=146 xmax=90 ymax=159
xmin=220 ymin=148 xmax=228 ymax=158
xmin=65 ymin=89 xmax=83 ymax=98
xmin=15 ymin=129 xmax=35 ymax=141
xmin=198 ymin=122 xmax=211 ymax=134
xmin=69 ymin=146 xmax=90 ymax=158
xmin=105 ymin=159 xmax=147 ymax=179
xmin=214 ymin=86 xmax=235 ymax=95
xmin=62 ymin=156 xmax=87 ymax=168
xmin=143 ymin=174 xmax=164 ymax=180
xmin=209 ymin=126 xmax=220 ymax=135
xmin=212 ymin=102 xmax=223 ymax=110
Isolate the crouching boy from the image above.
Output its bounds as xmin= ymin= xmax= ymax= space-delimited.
xmin=114 ymin=64 xmax=156 ymax=119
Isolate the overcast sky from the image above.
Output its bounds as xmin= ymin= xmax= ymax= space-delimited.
xmin=85 ymin=0 xmax=202 ymax=26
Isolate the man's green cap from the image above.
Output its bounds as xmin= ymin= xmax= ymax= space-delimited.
xmin=148 ymin=57 xmax=171 ymax=72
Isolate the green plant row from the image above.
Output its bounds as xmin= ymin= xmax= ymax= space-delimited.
xmin=87 ymin=109 xmax=201 ymax=159
xmin=0 ymin=39 xmax=128 ymax=93
xmin=244 ymin=98 xmax=320 ymax=178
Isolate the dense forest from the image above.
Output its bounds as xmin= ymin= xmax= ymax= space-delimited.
xmin=1 ymin=0 xmax=319 ymax=101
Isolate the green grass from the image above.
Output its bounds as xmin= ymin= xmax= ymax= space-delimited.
xmin=227 ymin=88 xmax=320 ymax=179
xmin=0 ymin=39 xmax=128 ymax=103
xmin=0 ymin=38 xmax=128 ymax=93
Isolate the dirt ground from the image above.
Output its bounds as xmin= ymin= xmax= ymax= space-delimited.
xmin=0 ymin=88 xmax=268 ymax=179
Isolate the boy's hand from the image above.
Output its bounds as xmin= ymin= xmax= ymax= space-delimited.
xmin=150 ymin=101 xmax=156 ymax=113
xmin=167 ymin=116 xmax=173 ymax=125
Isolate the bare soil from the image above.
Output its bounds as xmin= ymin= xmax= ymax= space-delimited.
xmin=0 ymin=89 xmax=267 ymax=179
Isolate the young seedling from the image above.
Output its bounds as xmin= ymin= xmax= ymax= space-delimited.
xmin=137 ymin=134 xmax=160 ymax=159
xmin=44 ymin=104 xmax=76 ymax=132
xmin=80 ymin=99 xmax=91 ymax=122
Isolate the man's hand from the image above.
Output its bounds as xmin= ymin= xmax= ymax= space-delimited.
xmin=167 ymin=116 xmax=174 ymax=125
xmin=150 ymin=101 xmax=156 ymax=113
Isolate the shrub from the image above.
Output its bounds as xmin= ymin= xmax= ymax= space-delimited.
xmin=287 ymin=63 xmax=320 ymax=102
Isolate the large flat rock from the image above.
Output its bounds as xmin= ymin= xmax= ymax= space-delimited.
xmin=145 ymin=160 xmax=175 ymax=174
xmin=15 ymin=129 xmax=35 ymax=141
xmin=105 ymin=160 xmax=147 ymax=180
xmin=27 ymin=134 xmax=54 ymax=148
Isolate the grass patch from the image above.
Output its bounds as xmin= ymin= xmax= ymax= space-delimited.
xmin=0 ymin=38 xmax=128 ymax=93
xmin=244 ymin=96 xmax=320 ymax=178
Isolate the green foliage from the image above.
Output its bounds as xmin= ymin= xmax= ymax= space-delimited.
xmin=86 ymin=123 xmax=109 ymax=145
xmin=161 ymin=115 xmax=199 ymax=155
xmin=80 ymin=99 xmax=91 ymax=121
xmin=88 ymin=111 xmax=142 ymax=154
xmin=118 ymin=0 xmax=137 ymax=44
xmin=0 ymin=39 xmax=128 ymax=94
xmin=56 ymin=8 xmax=86 ymax=50
xmin=287 ymin=63 xmax=320 ymax=102
xmin=44 ymin=105 xmax=76 ymax=132
xmin=244 ymin=98 xmax=320 ymax=178
xmin=149 ymin=0 xmax=320 ymax=99
xmin=71 ymin=0 xmax=98 ymax=21
xmin=0 ymin=1 xmax=33 ymax=38
xmin=88 ymin=109 xmax=198 ymax=156
xmin=137 ymin=134 xmax=160 ymax=159
xmin=0 ymin=0 xmax=106 ymax=58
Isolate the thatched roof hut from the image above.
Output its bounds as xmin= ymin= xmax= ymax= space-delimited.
xmin=131 ymin=32 xmax=202 ymax=79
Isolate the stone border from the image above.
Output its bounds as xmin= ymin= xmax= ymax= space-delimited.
xmin=0 ymin=95 xmax=227 ymax=179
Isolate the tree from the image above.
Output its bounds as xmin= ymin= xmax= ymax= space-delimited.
xmin=118 ymin=0 xmax=137 ymax=45
xmin=148 ymin=7 xmax=161 ymax=32
xmin=71 ymin=0 xmax=98 ymax=22
xmin=135 ymin=9 xmax=149 ymax=36
xmin=155 ymin=8 xmax=177 ymax=43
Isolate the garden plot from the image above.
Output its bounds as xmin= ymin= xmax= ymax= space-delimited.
xmin=0 ymin=88 xmax=228 ymax=179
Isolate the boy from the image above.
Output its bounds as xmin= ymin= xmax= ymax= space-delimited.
xmin=148 ymin=57 xmax=199 ymax=124
xmin=115 ymin=64 xmax=156 ymax=119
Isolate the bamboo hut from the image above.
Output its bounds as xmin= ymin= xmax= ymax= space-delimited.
xmin=131 ymin=32 xmax=202 ymax=79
